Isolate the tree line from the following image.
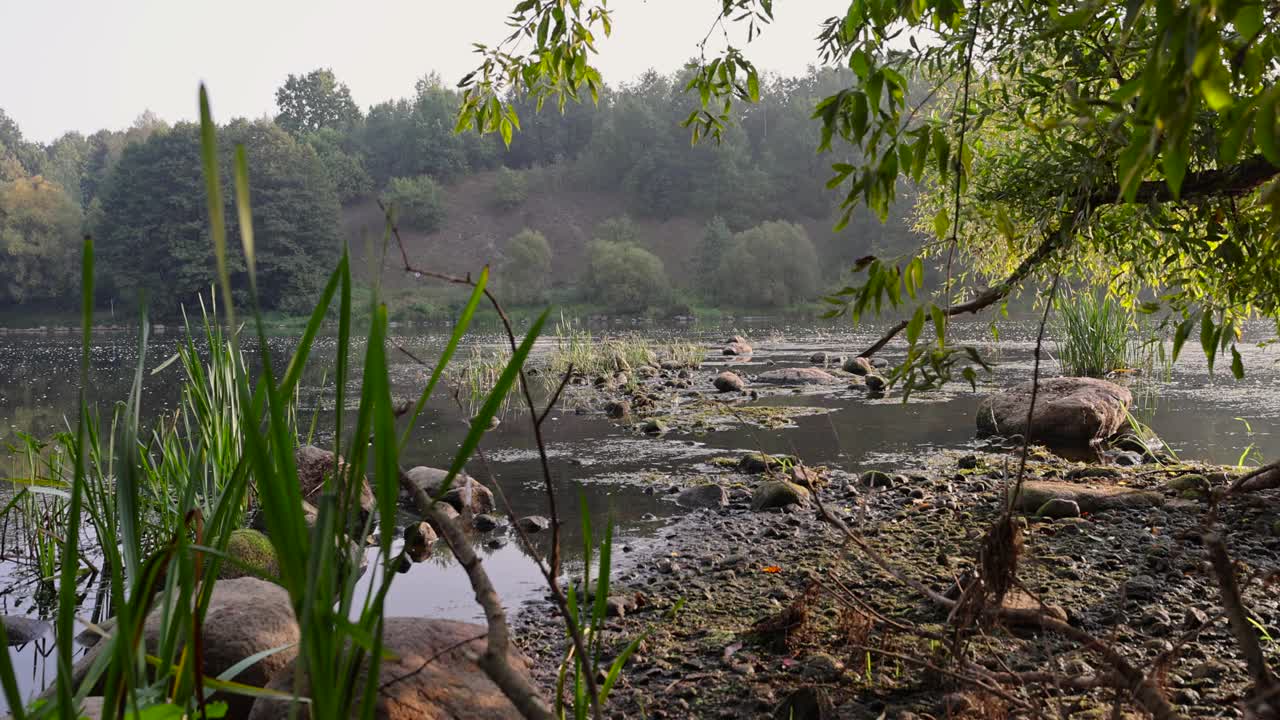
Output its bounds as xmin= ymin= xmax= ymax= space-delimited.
xmin=0 ymin=64 xmax=922 ymax=316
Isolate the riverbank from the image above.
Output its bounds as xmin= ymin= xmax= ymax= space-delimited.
xmin=509 ymin=341 xmax=1280 ymax=719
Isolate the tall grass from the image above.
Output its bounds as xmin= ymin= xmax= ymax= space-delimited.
xmin=1052 ymin=291 xmax=1145 ymax=378
xmin=0 ymin=86 xmax=538 ymax=720
xmin=547 ymin=315 xmax=704 ymax=381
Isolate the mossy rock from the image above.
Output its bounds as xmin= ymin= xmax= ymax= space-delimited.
xmin=738 ymin=453 xmax=798 ymax=474
xmin=1166 ymin=473 xmax=1211 ymax=500
xmin=220 ymin=529 xmax=280 ymax=581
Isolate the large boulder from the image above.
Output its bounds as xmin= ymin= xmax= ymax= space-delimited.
xmin=723 ymin=336 xmax=753 ymax=356
xmin=247 ymin=618 xmax=534 ymax=720
xmin=295 ymin=445 xmax=375 ymax=521
xmin=50 ymin=578 xmax=298 ymax=720
xmin=1011 ymin=480 xmax=1163 ymax=515
xmin=976 ymin=377 xmax=1132 ymax=450
xmin=756 ymin=368 xmax=843 ymax=386
xmin=402 ymin=467 xmax=495 ymax=516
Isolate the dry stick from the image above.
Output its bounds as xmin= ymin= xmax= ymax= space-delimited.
xmin=381 ymin=198 xmax=563 ymax=579
xmin=386 ymin=220 xmax=606 ymax=720
xmin=423 ymin=502 xmax=554 ymax=720
xmin=1009 ymin=271 xmax=1061 ymax=510
xmin=940 ymin=0 xmax=983 ymax=344
xmin=845 ymin=642 xmax=1036 ymax=713
xmin=812 ymin=493 xmax=1184 ymax=720
xmin=1225 ymin=457 xmax=1280 ymax=494
xmin=858 ymin=154 xmax=1278 ymax=360
xmin=1205 ymin=533 xmax=1276 ymax=699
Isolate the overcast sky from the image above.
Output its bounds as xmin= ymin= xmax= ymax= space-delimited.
xmin=4 ymin=0 xmax=849 ymax=143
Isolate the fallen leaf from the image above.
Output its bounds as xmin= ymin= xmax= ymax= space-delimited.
xmin=761 ymin=565 xmax=782 ymax=574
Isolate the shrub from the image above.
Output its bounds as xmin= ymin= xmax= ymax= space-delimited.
xmin=499 ymin=228 xmax=553 ymax=304
xmin=582 ymin=239 xmax=669 ymax=313
xmin=492 ymin=167 xmax=528 ymax=211
xmin=383 ymin=174 xmax=446 ymax=232
xmin=712 ymin=220 xmax=819 ymax=308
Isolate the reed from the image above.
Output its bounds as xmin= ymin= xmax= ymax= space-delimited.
xmin=1052 ymin=291 xmax=1144 ymax=378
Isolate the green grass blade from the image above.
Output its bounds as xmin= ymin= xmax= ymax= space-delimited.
xmin=438 ymin=309 xmax=548 ymax=497
xmin=233 ymin=146 xmax=257 ymax=296
xmin=398 ymin=267 xmax=489 ymax=450
xmin=198 ymin=85 xmax=234 ymax=328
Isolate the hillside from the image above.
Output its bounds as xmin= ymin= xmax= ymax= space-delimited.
xmin=347 ymin=167 xmax=918 ymax=297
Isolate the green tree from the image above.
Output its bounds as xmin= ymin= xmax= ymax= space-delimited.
xmin=582 ymin=239 xmax=669 ymax=313
xmin=304 ymin=128 xmax=373 ymax=203
xmin=0 ymin=175 xmax=82 ymax=303
xmin=382 ymin=175 xmax=446 ymax=232
xmin=694 ymin=215 xmax=732 ymax=288
xmin=713 ymin=220 xmax=819 ymax=308
xmin=0 ymin=109 xmax=43 ymax=180
xmin=95 ymin=120 xmax=340 ymax=313
xmin=498 ymin=228 xmax=552 ymax=304
xmin=593 ymin=215 xmax=639 ymax=245
xmin=462 ymin=1 xmax=1280 ymax=381
xmin=491 ymin=167 xmax=528 ymax=211
xmin=274 ymin=68 xmax=362 ymax=136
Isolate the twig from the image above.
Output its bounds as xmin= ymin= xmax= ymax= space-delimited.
xmin=1205 ymin=533 xmax=1276 ymax=700
xmin=423 ymin=502 xmax=553 ymax=720
xmin=385 ymin=203 xmax=605 ymax=720
xmin=378 ymin=630 xmax=488 ymax=691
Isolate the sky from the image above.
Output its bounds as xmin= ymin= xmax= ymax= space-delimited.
xmin=3 ymin=0 xmax=849 ymax=143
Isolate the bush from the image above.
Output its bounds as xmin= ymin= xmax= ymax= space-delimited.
xmin=712 ymin=220 xmax=819 ymax=308
xmin=383 ymin=175 xmax=446 ymax=232
xmin=491 ymin=167 xmax=528 ymax=211
xmin=0 ymin=175 xmax=82 ymax=304
xmin=582 ymin=239 xmax=669 ymax=313
xmin=499 ymin=229 xmax=552 ymax=305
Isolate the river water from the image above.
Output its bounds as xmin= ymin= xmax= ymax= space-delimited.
xmin=1 ymin=316 xmax=1278 ymax=706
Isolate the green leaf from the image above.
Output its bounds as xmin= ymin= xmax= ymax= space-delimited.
xmin=1230 ymin=345 xmax=1244 ymax=379
xmin=1172 ymin=314 xmax=1195 ymax=362
xmin=906 ymin=306 xmax=925 ymax=346
xmin=1235 ymin=3 xmax=1263 ymax=39
xmin=1162 ymin=141 xmax=1188 ymax=197
xmin=1201 ymin=310 xmax=1219 ymax=373
xmin=932 ymin=208 xmax=950 ymax=239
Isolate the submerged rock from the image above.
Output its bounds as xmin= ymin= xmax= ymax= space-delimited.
xmin=751 ymin=480 xmax=810 ymax=511
xmin=723 ymin=335 xmax=753 ymax=356
xmin=842 ymin=356 xmax=875 ymax=376
xmin=403 ymin=521 xmax=438 ymax=562
xmin=402 ymin=467 xmax=495 ymax=515
xmin=756 ymin=368 xmax=842 ymax=386
xmin=714 ymin=371 xmax=745 ymax=392
xmin=517 ymin=515 xmax=551 ymax=533
xmin=248 ymin=618 xmax=532 ymax=720
xmin=738 ymin=453 xmax=797 ymax=474
xmin=864 ymin=374 xmax=887 ymax=393
xmin=1012 ymin=480 xmax=1163 ymax=514
xmin=1 ymin=615 xmax=49 ymax=646
xmin=976 ymin=377 xmax=1132 ymax=451
xmin=677 ymin=484 xmax=729 ymax=509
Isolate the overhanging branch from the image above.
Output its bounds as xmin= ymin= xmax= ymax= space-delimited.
xmin=858 ymin=155 xmax=1279 ymax=358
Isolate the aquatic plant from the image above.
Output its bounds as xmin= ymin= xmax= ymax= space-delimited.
xmin=1052 ymin=291 xmax=1143 ymax=378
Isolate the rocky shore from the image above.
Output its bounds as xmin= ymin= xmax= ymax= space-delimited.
xmin=511 ymin=336 xmax=1280 ymax=719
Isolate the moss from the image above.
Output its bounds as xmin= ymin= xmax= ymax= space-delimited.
xmin=220 ymin=529 xmax=280 ymax=581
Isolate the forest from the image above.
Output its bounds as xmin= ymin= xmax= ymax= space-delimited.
xmin=0 ymin=65 xmax=919 ymax=318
